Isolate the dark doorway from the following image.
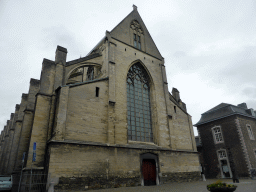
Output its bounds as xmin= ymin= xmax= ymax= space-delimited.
xmin=220 ymin=160 xmax=231 ymax=178
xmin=142 ymin=159 xmax=156 ymax=186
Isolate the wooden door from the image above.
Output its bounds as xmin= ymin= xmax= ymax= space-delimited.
xmin=142 ymin=159 xmax=156 ymax=186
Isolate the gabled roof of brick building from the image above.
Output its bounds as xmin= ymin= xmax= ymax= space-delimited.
xmin=194 ymin=102 xmax=256 ymax=126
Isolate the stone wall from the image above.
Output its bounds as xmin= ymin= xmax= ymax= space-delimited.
xmin=236 ymin=115 xmax=256 ymax=173
xmin=65 ymin=80 xmax=109 ymax=143
xmin=53 ymin=36 xmax=196 ymax=152
xmin=168 ymin=105 xmax=195 ymax=151
xmin=47 ymin=142 xmax=200 ymax=190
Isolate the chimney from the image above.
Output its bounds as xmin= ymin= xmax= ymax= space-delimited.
xmin=246 ymin=108 xmax=256 ymax=117
xmin=237 ymin=103 xmax=247 ymax=109
xmin=172 ymin=88 xmax=180 ymax=102
xmin=182 ymin=102 xmax=187 ymax=112
xmin=55 ymin=45 xmax=67 ymax=65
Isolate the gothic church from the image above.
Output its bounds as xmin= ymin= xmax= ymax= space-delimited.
xmin=0 ymin=5 xmax=200 ymax=191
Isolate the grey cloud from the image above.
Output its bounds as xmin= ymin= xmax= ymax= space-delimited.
xmin=242 ymin=87 xmax=256 ymax=98
xmin=40 ymin=26 xmax=88 ymax=60
xmin=219 ymin=46 xmax=256 ymax=85
xmin=245 ymin=99 xmax=256 ymax=110
xmin=173 ymin=51 xmax=186 ymax=58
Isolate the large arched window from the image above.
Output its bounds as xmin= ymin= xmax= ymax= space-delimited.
xmin=127 ymin=63 xmax=153 ymax=142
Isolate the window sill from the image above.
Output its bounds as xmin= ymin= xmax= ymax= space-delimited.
xmin=128 ymin=140 xmax=156 ymax=146
xmin=214 ymin=141 xmax=224 ymax=144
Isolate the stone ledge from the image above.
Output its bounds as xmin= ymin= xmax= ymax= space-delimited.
xmin=48 ymin=139 xmax=198 ymax=153
xmin=63 ymin=77 xmax=109 ymax=88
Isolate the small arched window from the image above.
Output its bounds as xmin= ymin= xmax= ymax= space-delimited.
xmin=127 ymin=63 xmax=153 ymax=142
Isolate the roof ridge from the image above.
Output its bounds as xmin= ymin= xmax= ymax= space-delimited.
xmin=202 ymin=103 xmax=230 ymax=114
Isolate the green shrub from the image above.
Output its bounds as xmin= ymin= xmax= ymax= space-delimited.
xmin=207 ymin=180 xmax=237 ymax=191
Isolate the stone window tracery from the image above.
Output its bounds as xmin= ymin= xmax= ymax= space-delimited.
xmin=127 ymin=63 xmax=153 ymax=142
xmin=130 ymin=20 xmax=144 ymax=34
xmin=131 ymin=20 xmax=143 ymax=50
xmin=67 ymin=65 xmax=99 ymax=85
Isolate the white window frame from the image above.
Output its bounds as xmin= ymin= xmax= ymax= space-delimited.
xmin=212 ymin=126 xmax=224 ymax=144
xmin=246 ymin=124 xmax=255 ymax=140
xmin=216 ymin=149 xmax=232 ymax=178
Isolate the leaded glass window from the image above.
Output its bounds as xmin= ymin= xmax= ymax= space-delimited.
xmin=87 ymin=66 xmax=94 ymax=81
xmin=133 ymin=34 xmax=137 ymax=48
xmin=138 ymin=36 xmax=141 ymax=50
xmin=127 ymin=63 xmax=153 ymax=142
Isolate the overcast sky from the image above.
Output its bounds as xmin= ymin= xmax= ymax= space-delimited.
xmin=1 ymin=0 xmax=256 ymax=135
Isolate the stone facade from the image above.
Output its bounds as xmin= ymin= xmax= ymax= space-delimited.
xmin=195 ymin=102 xmax=256 ymax=179
xmin=0 ymin=5 xmax=200 ymax=191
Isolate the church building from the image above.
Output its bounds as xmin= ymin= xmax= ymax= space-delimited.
xmin=0 ymin=5 xmax=200 ymax=191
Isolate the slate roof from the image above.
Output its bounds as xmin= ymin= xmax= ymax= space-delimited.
xmin=194 ymin=102 xmax=256 ymax=126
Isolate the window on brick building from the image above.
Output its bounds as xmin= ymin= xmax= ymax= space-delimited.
xmin=127 ymin=63 xmax=152 ymax=142
xmin=218 ymin=150 xmax=227 ymax=159
xmin=212 ymin=126 xmax=224 ymax=144
xmin=217 ymin=149 xmax=232 ymax=178
xmin=247 ymin=125 xmax=255 ymax=140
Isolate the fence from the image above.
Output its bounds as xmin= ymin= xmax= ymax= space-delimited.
xmin=12 ymin=171 xmax=47 ymax=192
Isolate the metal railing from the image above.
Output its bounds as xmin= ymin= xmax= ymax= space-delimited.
xmin=16 ymin=172 xmax=47 ymax=192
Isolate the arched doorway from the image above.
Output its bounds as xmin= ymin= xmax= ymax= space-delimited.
xmin=142 ymin=159 xmax=156 ymax=185
xmin=140 ymin=153 xmax=159 ymax=186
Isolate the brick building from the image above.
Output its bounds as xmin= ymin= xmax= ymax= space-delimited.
xmin=195 ymin=102 xmax=256 ymax=179
xmin=0 ymin=5 xmax=200 ymax=191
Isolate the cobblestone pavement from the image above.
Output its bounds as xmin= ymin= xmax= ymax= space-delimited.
xmin=59 ymin=179 xmax=256 ymax=192
xmin=82 ymin=179 xmax=256 ymax=192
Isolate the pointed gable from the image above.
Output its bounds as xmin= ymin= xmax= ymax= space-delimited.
xmin=110 ymin=5 xmax=163 ymax=60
